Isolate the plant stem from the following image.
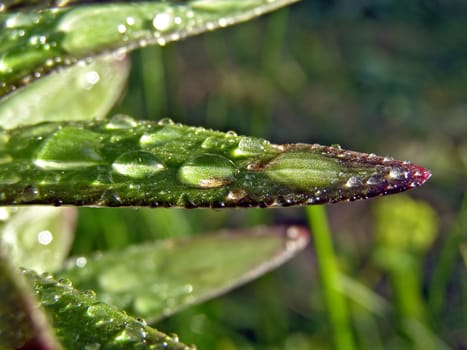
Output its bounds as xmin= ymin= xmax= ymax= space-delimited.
xmin=306 ymin=205 xmax=356 ymax=350
xmin=428 ymin=191 xmax=467 ymax=324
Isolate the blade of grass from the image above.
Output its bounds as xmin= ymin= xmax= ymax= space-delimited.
xmin=428 ymin=191 xmax=467 ymax=324
xmin=306 ymin=205 xmax=356 ymax=350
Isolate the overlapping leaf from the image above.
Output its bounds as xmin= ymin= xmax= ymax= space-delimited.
xmin=0 ymin=250 xmax=61 ymax=350
xmin=58 ymin=226 xmax=310 ymax=321
xmin=0 ymin=54 xmax=130 ymax=129
xmin=0 ymin=118 xmax=430 ymax=207
xmin=0 ymin=207 xmax=76 ymax=273
xmin=0 ymin=0 xmax=299 ymax=96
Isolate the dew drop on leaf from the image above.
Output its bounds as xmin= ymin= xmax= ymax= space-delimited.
xmin=112 ymin=151 xmax=165 ymax=179
xmin=232 ymin=137 xmax=265 ymax=157
xmin=200 ymin=136 xmax=220 ymax=150
xmin=389 ymin=167 xmax=408 ymax=180
xmin=34 ymin=127 xmax=102 ymax=169
xmin=178 ymin=154 xmax=238 ymax=188
xmin=21 ymin=185 xmax=39 ymax=201
xmin=105 ymin=114 xmax=137 ymax=130
xmin=153 ymin=12 xmax=173 ymax=31
xmin=345 ymin=176 xmax=363 ymax=188
xmin=0 ymin=173 xmax=20 ymax=185
xmin=75 ymin=256 xmax=87 ymax=268
xmin=157 ymin=118 xmax=175 ymax=126
xmin=140 ymin=127 xmax=182 ymax=146
xmin=37 ymin=230 xmax=53 ymax=245
xmin=367 ymin=175 xmax=383 ymax=185
xmin=226 ymin=188 xmax=247 ymax=202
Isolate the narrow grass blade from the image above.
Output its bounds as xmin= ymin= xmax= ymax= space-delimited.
xmin=0 ymin=119 xmax=431 ymax=207
xmin=23 ymin=270 xmax=194 ymax=350
xmin=0 ymin=54 xmax=130 ymax=129
xmin=0 ymin=0 xmax=299 ymax=96
xmin=306 ymin=206 xmax=356 ymax=350
xmin=58 ymin=226 xmax=309 ymax=321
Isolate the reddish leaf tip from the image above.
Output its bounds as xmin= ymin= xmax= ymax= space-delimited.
xmin=406 ymin=164 xmax=432 ymax=188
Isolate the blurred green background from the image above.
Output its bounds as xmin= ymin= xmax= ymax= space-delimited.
xmin=70 ymin=1 xmax=466 ymax=349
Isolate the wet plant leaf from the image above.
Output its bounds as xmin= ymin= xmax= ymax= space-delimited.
xmin=23 ymin=269 xmax=193 ymax=350
xmin=0 ymin=118 xmax=431 ymax=207
xmin=58 ymin=226 xmax=310 ymax=321
xmin=0 ymin=250 xmax=61 ymax=350
xmin=0 ymin=207 xmax=76 ymax=273
xmin=0 ymin=54 xmax=130 ymax=129
xmin=0 ymin=0 xmax=299 ymax=96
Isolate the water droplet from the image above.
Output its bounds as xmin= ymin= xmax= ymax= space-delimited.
xmin=41 ymin=292 xmax=60 ymax=306
xmin=225 ymin=130 xmax=237 ymax=137
xmin=126 ymin=16 xmax=135 ymax=26
xmin=86 ymin=304 xmax=106 ymax=318
xmin=389 ymin=167 xmax=408 ymax=180
xmin=226 ymin=188 xmax=247 ymax=202
xmin=178 ymin=154 xmax=238 ymax=188
xmin=153 ymin=12 xmax=173 ymax=31
xmin=22 ymin=185 xmax=39 ymax=201
xmin=345 ymin=176 xmax=363 ymax=188
xmin=157 ymin=118 xmax=175 ymax=126
xmin=58 ymin=278 xmax=73 ymax=287
xmin=201 ymin=136 xmax=220 ymax=150
xmin=218 ymin=18 xmax=228 ymax=27
xmin=75 ymin=256 xmax=87 ymax=268
xmin=37 ymin=230 xmax=53 ymax=245
xmin=0 ymin=208 xmax=10 ymax=221
xmin=81 ymin=70 xmax=100 ymax=90
xmin=112 ymin=151 xmax=165 ymax=179
xmin=84 ymin=343 xmax=101 ymax=350
xmin=169 ymin=333 xmax=180 ymax=343
xmin=117 ymin=24 xmax=127 ymax=33
xmin=367 ymin=175 xmax=383 ymax=185
xmin=40 ymin=271 xmax=53 ymax=280
xmin=35 ymin=127 xmax=102 ymax=169
xmin=140 ymin=127 xmax=182 ymax=146
xmin=0 ymin=173 xmax=20 ymax=185
xmin=233 ymin=137 xmax=265 ymax=156
xmin=136 ymin=317 xmax=147 ymax=327
xmin=106 ymin=114 xmax=137 ymax=129
xmin=83 ymin=290 xmax=97 ymax=299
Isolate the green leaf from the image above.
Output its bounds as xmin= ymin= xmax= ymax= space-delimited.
xmin=58 ymin=226 xmax=309 ymax=321
xmin=0 ymin=54 xmax=130 ymax=129
xmin=0 ymin=118 xmax=431 ymax=207
xmin=0 ymin=250 xmax=61 ymax=350
xmin=0 ymin=207 xmax=76 ymax=273
xmin=23 ymin=269 xmax=193 ymax=350
xmin=0 ymin=0 xmax=299 ymax=96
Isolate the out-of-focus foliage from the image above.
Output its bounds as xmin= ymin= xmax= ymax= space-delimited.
xmin=0 ymin=207 xmax=76 ymax=273
xmin=59 ymin=226 xmax=309 ymax=322
xmin=0 ymin=55 xmax=130 ymax=129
